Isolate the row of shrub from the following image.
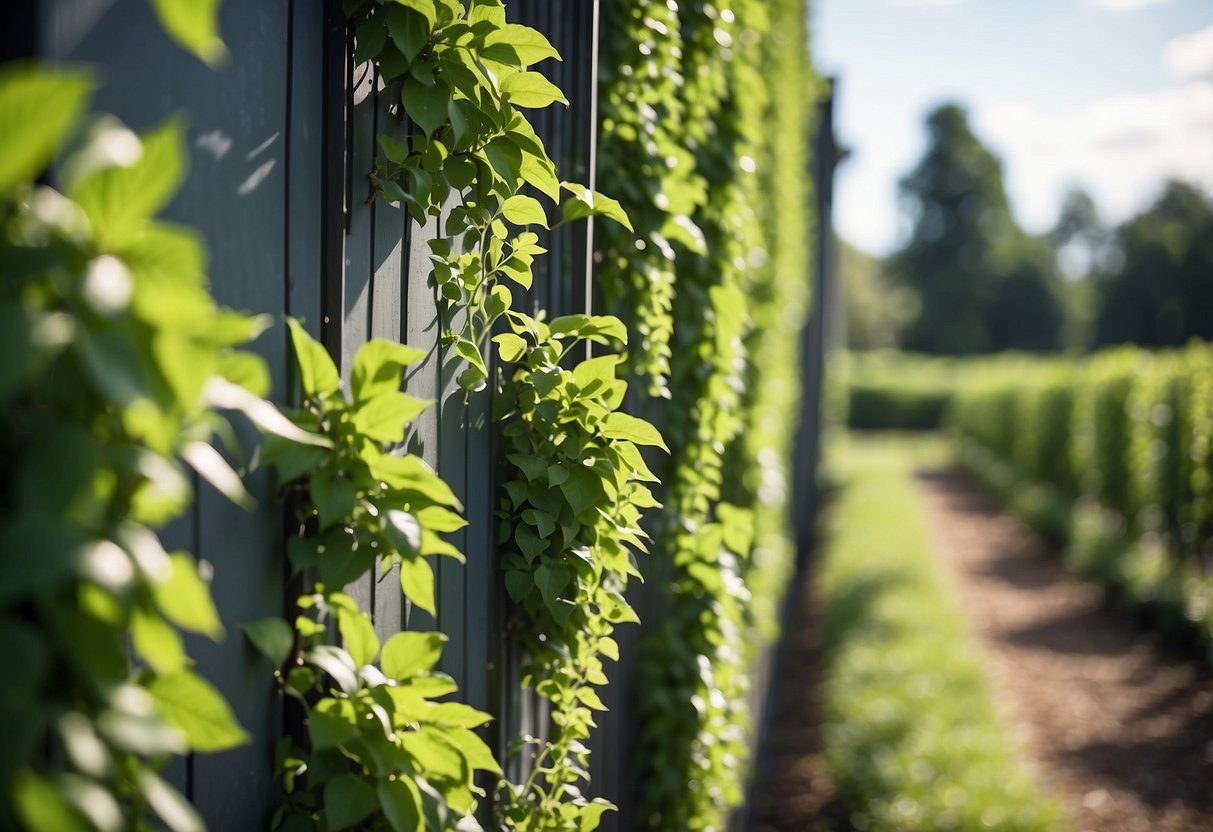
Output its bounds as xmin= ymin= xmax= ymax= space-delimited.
xmin=820 ymin=437 xmax=1064 ymax=832
xmin=951 ymin=342 xmax=1213 ymax=651
xmin=830 ymin=350 xmax=962 ymax=431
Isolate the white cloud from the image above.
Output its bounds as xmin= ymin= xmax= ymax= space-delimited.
xmin=1086 ymin=0 xmax=1168 ymax=11
xmin=1166 ymin=25 xmax=1213 ymax=80
xmin=978 ymin=82 xmax=1213 ymax=233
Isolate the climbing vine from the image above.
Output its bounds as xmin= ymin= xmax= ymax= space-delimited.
xmin=348 ymin=0 xmax=629 ymax=393
xmin=598 ymin=1 xmax=820 ymax=829
xmin=248 ymin=324 xmax=498 ymax=830
xmin=493 ymin=312 xmax=664 ymax=830
xmin=0 ymin=65 xmax=305 ymax=830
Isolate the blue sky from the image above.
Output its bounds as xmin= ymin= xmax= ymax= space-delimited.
xmin=813 ymin=0 xmax=1213 ymax=255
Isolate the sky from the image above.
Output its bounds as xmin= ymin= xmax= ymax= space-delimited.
xmin=813 ymin=0 xmax=1213 ymax=256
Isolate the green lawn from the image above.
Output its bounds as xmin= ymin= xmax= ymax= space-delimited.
xmin=817 ymin=434 xmax=1066 ymax=831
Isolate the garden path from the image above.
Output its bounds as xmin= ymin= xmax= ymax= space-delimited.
xmin=748 ymin=465 xmax=1213 ymax=831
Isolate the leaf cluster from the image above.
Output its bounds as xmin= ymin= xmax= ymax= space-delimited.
xmin=491 ymin=312 xmax=665 ymax=831
xmin=348 ymin=0 xmax=629 ymax=393
xmin=254 ymin=327 xmax=499 ymax=832
xmin=0 ymin=65 xmax=270 ymax=832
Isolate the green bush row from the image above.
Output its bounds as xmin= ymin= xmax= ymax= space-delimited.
xmin=820 ymin=437 xmax=1064 ymax=832
xmin=830 ymin=351 xmax=965 ymax=431
xmin=951 ymin=342 xmax=1213 ymax=649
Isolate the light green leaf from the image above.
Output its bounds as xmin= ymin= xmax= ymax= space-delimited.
xmin=240 ymin=618 xmax=294 ymax=669
xmin=500 ymin=194 xmax=548 ymax=228
xmin=305 ymin=646 xmax=361 ymax=696
xmin=573 ymin=355 xmax=619 ymax=395
xmin=287 ymin=319 xmax=340 ymax=397
xmin=601 ymin=412 xmax=668 ymax=452
xmin=492 ymin=333 xmax=528 ymax=363
xmin=558 ymin=181 xmax=634 ymax=231
xmin=381 ymin=631 xmax=446 ymax=680
xmin=12 ymin=770 xmax=91 ymax=832
xmin=352 ymin=339 xmax=427 ymax=401
xmin=398 ymin=555 xmax=436 ymax=615
xmin=149 ymin=0 xmax=227 ymax=66
xmin=203 ymin=378 xmax=332 ymax=448
xmin=483 ymin=24 xmax=560 ymax=68
xmin=384 ymin=510 xmax=422 ymax=557
xmin=353 ymin=392 xmax=431 ymax=443
xmin=72 ymin=120 xmax=187 ymax=248
xmin=336 ymin=607 xmax=379 ymax=668
xmin=0 ymin=65 xmax=94 ymax=194
xmin=499 ymin=71 xmax=567 ymax=108
xmin=147 ymin=670 xmax=250 ymax=753
xmin=131 ymin=606 xmax=186 ymax=674
xmin=155 ymin=553 xmax=224 ymax=640
xmin=519 ymin=151 xmax=561 ymax=201
xmin=309 ymin=697 xmax=359 ymax=749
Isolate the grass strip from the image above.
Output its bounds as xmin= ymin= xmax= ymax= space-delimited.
xmin=818 ymin=434 xmax=1066 ymax=831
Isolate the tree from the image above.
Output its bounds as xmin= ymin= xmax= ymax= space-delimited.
xmin=1093 ymin=180 xmax=1213 ymax=347
xmin=890 ymin=103 xmax=1064 ymax=354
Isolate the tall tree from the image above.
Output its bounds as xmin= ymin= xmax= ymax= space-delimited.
xmin=891 ymin=103 xmax=1063 ymax=354
xmin=1094 ymin=180 xmax=1213 ymax=347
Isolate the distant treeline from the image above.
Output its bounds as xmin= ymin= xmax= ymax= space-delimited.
xmin=842 ymin=104 xmax=1213 ymax=355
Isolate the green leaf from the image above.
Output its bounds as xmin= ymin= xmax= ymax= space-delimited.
xmin=504 ymin=569 xmax=531 ymax=602
xmin=0 ymin=523 xmax=88 ymax=606
xmin=519 ymin=151 xmax=561 ymax=201
xmin=147 ymin=670 xmax=250 ymax=753
xmin=384 ymin=510 xmax=423 ymax=557
xmin=534 ymin=563 xmax=571 ymax=606
xmin=579 ymin=800 xmax=615 ymax=831
xmin=149 ymin=0 xmax=227 ymax=66
xmin=203 ymin=378 xmax=332 ymax=449
xmin=398 ymin=0 xmax=437 ymax=29
xmin=403 ymin=75 xmax=450 ymax=137
xmin=325 ymin=773 xmax=379 ymax=830
xmin=499 ymin=71 xmax=567 ymax=108
xmin=0 ymin=65 xmax=94 ymax=194
xmin=336 ymin=607 xmax=379 ymax=668
xmin=137 ymin=769 xmax=205 ymax=832
xmin=601 ymin=412 xmax=668 ymax=451
xmin=493 ymin=333 xmax=528 ymax=363
xmin=353 ymin=392 xmax=431 ymax=443
xmin=13 ymin=770 xmax=92 ymax=832
xmin=483 ymin=24 xmax=560 ymax=68
xmin=131 ymin=606 xmax=186 ymax=674
xmin=500 ymin=194 xmax=548 ymax=228
xmin=309 ymin=697 xmax=359 ymax=749
xmin=558 ymin=181 xmax=634 ymax=231
xmin=155 ymin=553 xmax=225 ymax=640
xmin=373 ymin=454 xmax=462 ymax=509
xmin=352 ymin=340 xmax=427 ymax=401
xmin=385 ymin=4 xmax=431 ymax=63
xmin=378 ymin=777 xmax=424 ymax=832
xmin=240 ymin=618 xmax=294 ymax=669
xmin=287 ymin=318 xmax=340 ymax=396
xmin=182 ymin=441 xmax=255 ymax=511
xmin=305 ymin=646 xmax=361 ymax=696
xmin=381 ymin=631 xmax=446 ymax=680
xmin=311 ymin=473 xmax=358 ymax=529
xmin=72 ymin=120 xmax=188 ymax=248
xmin=398 ymin=555 xmax=436 ymax=615
xmin=559 ymin=466 xmax=603 ymax=516
xmin=573 ymin=355 xmax=619 ymax=395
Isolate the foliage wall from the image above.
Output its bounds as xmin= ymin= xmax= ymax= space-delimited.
xmin=597 ymin=0 xmax=821 ymax=828
xmin=1 ymin=1 xmax=822 ymax=830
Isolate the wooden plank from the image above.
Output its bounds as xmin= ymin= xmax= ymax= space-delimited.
xmin=342 ymin=45 xmax=376 ymax=633
xmin=371 ymin=72 xmax=407 ymax=640
xmin=402 ymin=207 xmax=441 ymax=632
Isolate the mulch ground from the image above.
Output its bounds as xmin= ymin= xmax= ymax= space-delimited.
xmin=748 ymin=467 xmax=1213 ymax=832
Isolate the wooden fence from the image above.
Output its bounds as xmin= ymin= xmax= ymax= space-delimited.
xmin=26 ymin=1 xmax=831 ymax=828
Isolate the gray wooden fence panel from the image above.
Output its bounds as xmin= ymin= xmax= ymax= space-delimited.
xmin=39 ymin=1 xmax=322 ymax=824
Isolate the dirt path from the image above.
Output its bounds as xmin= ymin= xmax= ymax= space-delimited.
xmin=748 ymin=465 xmax=1213 ymax=832
xmin=918 ymin=469 xmax=1213 ymax=832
